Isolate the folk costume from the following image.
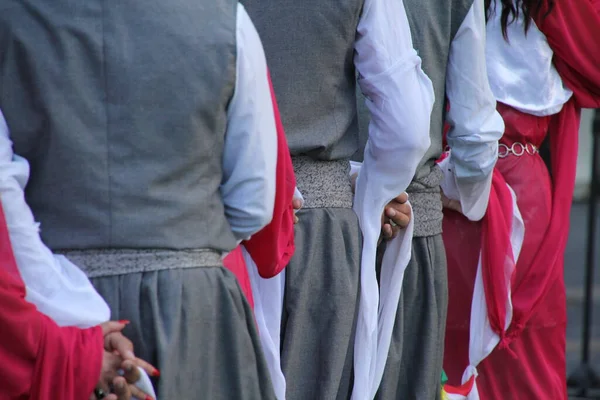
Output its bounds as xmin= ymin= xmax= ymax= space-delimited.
xmin=242 ymin=0 xmax=434 ymax=398
xmin=443 ymin=0 xmax=600 ymax=399
xmin=356 ymin=0 xmax=504 ymax=398
xmin=0 ymin=2 xmax=279 ymax=399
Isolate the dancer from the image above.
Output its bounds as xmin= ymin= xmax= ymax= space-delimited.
xmin=443 ymin=0 xmax=600 ymax=398
xmin=0 ymin=2 xmax=279 ymax=399
xmin=242 ymin=0 xmax=434 ymax=398
xmin=356 ymin=0 xmax=504 ymax=397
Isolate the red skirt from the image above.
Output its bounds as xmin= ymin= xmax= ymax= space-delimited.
xmin=443 ymin=103 xmax=568 ymax=400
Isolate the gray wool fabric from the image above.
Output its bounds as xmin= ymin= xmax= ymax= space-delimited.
xmin=375 ymin=235 xmax=448 ymax=400
xmin=1 ymin=1 xmax=278 ymax=399
xmin=279 ymin=158 xmax=361 ymax=400
xmin=91 ymin=265 xmax=277 ymax=400
xmin=238 ymin=1 xmax=367 ymax=397
xmin=281 ymin=207 xmax=362 ymax=400
xmin=242 ymin=0 xmax=365 ymax=160
xmin=0 ymin=0 xmax=238 ymax=253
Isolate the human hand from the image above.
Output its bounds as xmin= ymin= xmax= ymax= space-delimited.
xmin=380 ymin=192 xmax=411 ymax=242
xmin=441 ymin=192 xmax=462 ymax=214
xmin=95 ymin=321 xmax=158 ymax=400
xmin=90 ymin=374 xmax=141 ymax=400
xmin=292 ymin=197 xmax=302 ymax=224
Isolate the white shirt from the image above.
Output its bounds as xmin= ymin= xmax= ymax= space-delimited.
xmin=443 ymin=0 xmax=505 ymax=221
xmin=0 ymin=2 xmax=275 ymax=333
xmin=485 ymin=0 xmax=573 ymax=116
xmin=352 ymin=0 xmax=434 ymax=397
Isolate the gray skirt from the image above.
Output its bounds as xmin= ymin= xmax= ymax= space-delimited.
xmin=281 ymin=207 xmax=362 ymax=400
xmin=91 ymin=265 xmax=276 ymax=400
xmin=375 ymin=235 xmax=448 ymax=400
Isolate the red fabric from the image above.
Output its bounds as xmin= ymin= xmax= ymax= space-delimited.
xmin=0 ymin=202 xmax=104 ymax=400
xmin=444 ymin=3 xmax=600 ymax=397
xmin=535 ymin=0 xmax=600 ymax=109
xmin=223 ymin=246 xmax=255 ymax=309
xmin=480 ymin=169 xmax=517 ymax=348
xmin=243 ymin=70 xmax=296 ymax=278
xmin=444 ymin=375 xmax=476 ymax=396
xmin=223 ymin=70 xmax=296 ymax=307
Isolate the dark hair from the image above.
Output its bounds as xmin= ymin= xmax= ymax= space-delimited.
xmin=485 ymin=0 xmax=554 ymax=40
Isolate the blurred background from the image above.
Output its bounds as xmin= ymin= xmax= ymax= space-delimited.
xmin=567 ymin=109 xmax=599 ymax=399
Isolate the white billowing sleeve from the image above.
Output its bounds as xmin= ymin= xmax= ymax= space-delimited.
xmin=0 ymin=110 xmax=110 ymax=328
xmin=221 ymin=4 xmax=277 ymax=242
xmin=351 ymin=0 xmax=434 ymax=397
xmin=444 ymin=0 xmax=505 ymax=221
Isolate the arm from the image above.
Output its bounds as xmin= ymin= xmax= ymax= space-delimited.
xmin=242 ymin=70 xmax=297 ymax=278
xmin=221 ymin=4 xmax=277 ymax=242
xmin=0 ymin=218 xmax=103 ymax=400
xmin=0 ymin=110 xmax=110 ymax=328
xmin=444 ymin=0 xmax=504 ymax=221
xmin=354 ymin=0 xmax=433 ymax=186
xmin=354 ymin=0 xmax=433 ymax=210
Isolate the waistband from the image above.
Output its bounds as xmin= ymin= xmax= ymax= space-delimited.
xmin=59 ymin=248 xmax=223 ymax=278
xmin=292 ymin=156 xmax=354 ymax=209
xmin=407 ymin=165 xmax=444 ymax=237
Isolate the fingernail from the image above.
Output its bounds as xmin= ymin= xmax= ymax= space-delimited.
xmin=118 ymin=320 xmax=130 ymax=325
xmin=152 ymin=368 xmax=161 ymax=377
xmin=387 ymin=209 xmax=396 ymax=217
xmin=145 ymin=396 xmax=154 ymax=400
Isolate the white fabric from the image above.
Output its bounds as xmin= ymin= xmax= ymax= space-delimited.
xmin=439 ymin=153 xmax=491 ymax=221
xmin=485 ymin=0 xmax=573 ymax=117
xmin=244 ymin=186 xmax=303 ymax=400
xmin=445 ymin=0 xmax=504 ymax=193
xmin=0 ymin=4 xmax=274 ymax=399
xmin=222 ymin=4 xmax=278 ymax=241
xmin=451 ymin=184 xmax=524 ymax=400
xmin=244 ymin=248 xmax=287 ymax=400
xmin=351 ymin=0 xmax=434 ymax=397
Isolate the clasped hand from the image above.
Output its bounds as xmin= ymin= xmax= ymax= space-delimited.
xmin=91 ymin=321 xmax=157 ymax=400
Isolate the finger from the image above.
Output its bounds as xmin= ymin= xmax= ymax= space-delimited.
xmin=294 ymin=215 xmax=299 ymax=224
xmin=391 ymin=212 xmax=410 ymax=229
xmin=292 ymin=198 xmax=303 ymax=210
xmin=112 ymin=377 xmax=133 ymax=400
xmin=388 ymin=226 xmax=401 ymax=240
xmin=394 ymin=192 xmax=409 ymax=204
xmin=128 ymin=383 xmax=153 ymax=400
xmin=121 ymin=360 xmax=141 ymax=384
xmin=134 ymin=357 xmax=160 ymax=378
xmin=382 ymin=224 xmax=393 ymax=239
xmin=105 ymin=333 xmax=136 ymax=361
xmin=384 ymin=207 xmax=397 ymax=219
xmin=101 ymin=321 xmax=128 ymax=336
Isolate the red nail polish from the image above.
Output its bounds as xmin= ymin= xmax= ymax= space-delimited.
xmin=151 ymin=368 xmax=161 ymax=377
xmin=145 ymin=396 xmax=154 ymax=400
xmin=118 ymin=320 xmax=130 ymax=325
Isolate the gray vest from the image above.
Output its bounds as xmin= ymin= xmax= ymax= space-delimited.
xmin=356 ymin=0 xmax=473 ymax=237
xmin=242 ymin=0 xmax=364 ymax=161
xmin=0 ymin=0 xmax=238 ymax=252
